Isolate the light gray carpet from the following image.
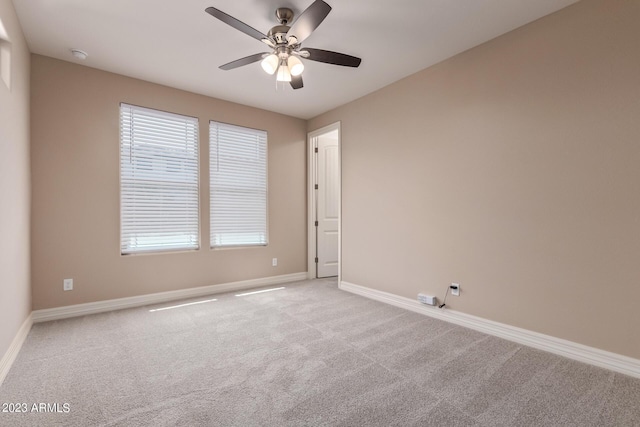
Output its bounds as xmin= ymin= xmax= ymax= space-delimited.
xmin=1 ymin=278 xmax=639 ymax=426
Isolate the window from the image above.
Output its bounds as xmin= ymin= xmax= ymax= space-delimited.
xmin=210 ymin=121 xmax=267 ymax=247
xmin=0 ymin=19 xmax=10 ymax=90
xmin=120 ymin=104 xmax=199 ymax=254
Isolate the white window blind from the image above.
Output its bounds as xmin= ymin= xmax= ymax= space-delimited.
xmin=120 ymin=104 xmax=200 ymax=254
xmin=210 ymin=121 xmax=267 ymax=247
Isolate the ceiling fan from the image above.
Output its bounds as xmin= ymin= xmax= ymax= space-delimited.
xmin=205 ymin=0 xmax=362 ymax=89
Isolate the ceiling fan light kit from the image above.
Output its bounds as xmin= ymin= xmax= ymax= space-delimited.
xmin=277 ymin=60 xmax=292 ymax=82
xmin=205 ymin=0 xmax=362 ymax=89
xmin=288 ymin=56 xmax=304 ymax=76
xmin=261 ymin=54 xmax=279 ymax=75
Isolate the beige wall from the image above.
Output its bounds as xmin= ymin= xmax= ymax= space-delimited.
xmin=309 ymin=0 xmax=640 ymax=359
xmin=0 ymin=0 xmax=30 ymax=360
xmin=13 ymin=0 xmax=640 ymax=362
xmin=30 ymin=55 xmax=307 ymax=310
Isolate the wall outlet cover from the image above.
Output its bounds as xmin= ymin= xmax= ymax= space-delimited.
xmin=451 ymin=283 xmax=460 ymax=296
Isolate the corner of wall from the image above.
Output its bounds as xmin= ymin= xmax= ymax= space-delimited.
xmin=0 ymin=0 xmax=33 ymax=379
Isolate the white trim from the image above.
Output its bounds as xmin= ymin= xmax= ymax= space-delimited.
xmin=0 ymin=313 xmax=33 ymax=386
xmin=307 ymin=122 xmax=341 ymax=281
xmin=306 ymin=129 xmax=317 ymax=279
xmin=340 ymin=281 xmax=640 ymax=379
xmin=32 ymin=272 xmax=307 ymax=323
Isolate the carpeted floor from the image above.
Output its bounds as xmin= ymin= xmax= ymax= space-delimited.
xmin=1 ymin=278 xmax=639 ymax=426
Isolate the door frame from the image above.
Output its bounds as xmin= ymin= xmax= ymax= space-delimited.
xmin=307 ymin=122 xmax=341 ymax=281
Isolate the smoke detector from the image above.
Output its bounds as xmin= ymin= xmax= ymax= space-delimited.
xmin=70 ymin=48 xmax=88 ymax=60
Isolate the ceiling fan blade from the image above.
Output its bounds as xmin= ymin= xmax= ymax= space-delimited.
xmin=205 ymin=7 xmax=268 ymax=42
xmin=287 ymin=0 xmax=332 ymax=44
xmin=290 ymin=75 xmax=303 ymax=90
xmin=219 ymin=53 xmax=268 ymax=70
xmin=303 ymin=48 xmax=362 ymax=67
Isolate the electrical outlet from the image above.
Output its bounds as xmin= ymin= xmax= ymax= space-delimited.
xmin=272 ymin=258 xmax=277 ymax=267
xmin=63 ymin=278 xmax=73 ymax=291
xmin=451 ymin=283 xmax=460 ymax=296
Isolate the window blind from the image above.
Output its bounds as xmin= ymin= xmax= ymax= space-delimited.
xmin=210 ymin=121 xmax=267 ymax=247
xmin=120 ymin=104 xmax=200 ymax=254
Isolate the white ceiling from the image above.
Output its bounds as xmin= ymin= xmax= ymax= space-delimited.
xmin=13 ymin=0 xmax=578 ymax=119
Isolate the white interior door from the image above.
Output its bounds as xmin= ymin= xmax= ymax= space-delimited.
xmin=316 ymin=130 xmax=339 ymax=278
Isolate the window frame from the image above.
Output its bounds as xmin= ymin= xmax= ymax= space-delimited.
xmin=209 ymin=120 xmax=268 ymax=249
xmin=0 ymin=18 xmax=11 ymax=90
xmin=119 ymin=103 xmax=201 ymax=255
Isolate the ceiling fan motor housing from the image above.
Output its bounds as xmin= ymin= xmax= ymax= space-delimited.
xmin=270 ymin=8 xmax=296 ymax=45
xmin=268 ymin=25 xmax=291 ymax=45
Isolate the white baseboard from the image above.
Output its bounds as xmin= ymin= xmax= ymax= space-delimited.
xmin=340 ymin=281 xmax=640 ymax=379
xmin=0 ymin=313 xmax=33 ymax=386
xmin=32 ymin=272 xmax=308 ymax=323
